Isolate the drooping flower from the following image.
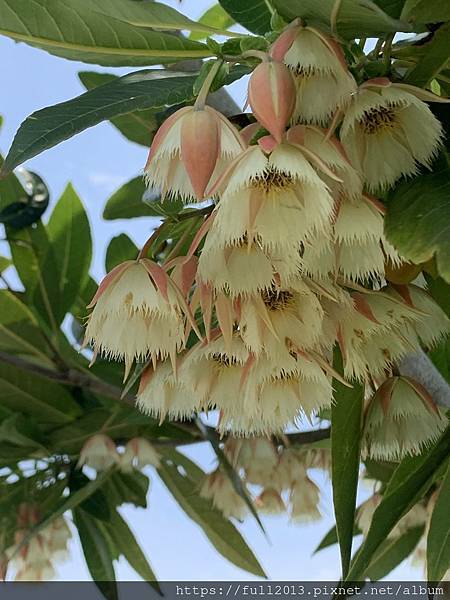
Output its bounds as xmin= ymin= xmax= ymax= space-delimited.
xmin=289 ymin=474 xmax=322 ymax=522
xmin=144 ymin=105 xmax=245 ymax=201
xmin=340 ymin=79 xmax=445 ymax=191
xmin=200 ymin=469 xmax=248 ymax=520
xmin=225 ymin=438 xmax=280 ymax=487
xmin=120 ymin=437 xmax=161 ymax=471
xmin=357 ymin=494 xmax=428 ymax=538
xmin=363 ymin=376 xmax=448 ymax=460
xmin=84 ymin=259 xmax=196 ymax=377
xmin=136 ymin=360 xmax=200 ymax=422
xmin=255 ymin=488 xmax=286 ymax=514
xmin=271 ymin=24 xmax=356 ymax=124
xmin=77 ymin=434 xmax=119 ymax=471
xmin=247 ymin=58 xmax=296 ymax=142
xmin=210 ymin=139 xmax=336 ymax=253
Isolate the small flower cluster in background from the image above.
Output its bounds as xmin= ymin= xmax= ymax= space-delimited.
xmin=201 ymin=438 xmax=328 ymax=522
xmin=5 ymin=504 xmax=71 ymax=581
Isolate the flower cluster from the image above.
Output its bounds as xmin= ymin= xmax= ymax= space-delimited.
xmin=85 ymin=22 xmax=449 ymax=457
xmin=201 ymin=438 xmax=328 ymax=522
xmin=77 ymin=434 xmax=160 ymax=471
xmin=5 ymin=504 xmax=71 ymax=581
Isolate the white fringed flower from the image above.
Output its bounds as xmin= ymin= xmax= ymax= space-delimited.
xmin=363 ymin=376 xmax=448 ymax=460
xmin=225 ymin=438 xmax=280 ymax=487
xmin=256 ymin=488 xmax=286 ymax=514
xmin=120 ymin=437 xmax=161 ymax=471
xmin=84 ymin=259 xmax=192 ymax=376
xmin=77 ymin=434 xmax=119 ymax=471
xmin=200 ymin=469 xmax=248 ymax=520
xmin=197 ymin=235 xmax=302 ymax=298
xmin=238 ymin=282 xmax=327 ymax=362
xmin=406 ymin=284 xmax=449 ymax=347
xmin=211 ymin=141 xmax=336 ymax=252
xmin=136 ymin=360 xmax=200 ymax=422
xmin=341 ymin=80 xmax=445 ymax=191
xmin=271 ymin=25 xmax=356 ymax=124
xmin=289 ymin=474 xmax=322 ymax=522
xmin=144 ymin=105 xmax=244 ymax=201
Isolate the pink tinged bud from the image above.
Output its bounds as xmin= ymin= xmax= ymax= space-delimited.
xmin=248 ymin=60 xmax=296 ymax=143
xmin=270 ymin=25 xmax=300 ymax=61
xmin=144 ymin=106 xmax=190 ymax=170
xmin=180 ymin=109 xmax=220 ymax=199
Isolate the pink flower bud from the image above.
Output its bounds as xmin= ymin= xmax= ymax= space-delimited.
xmin=247 ymin=60 xmax=296 ymax=142
xmin=180 ymin=108 xmax=220 ymax=199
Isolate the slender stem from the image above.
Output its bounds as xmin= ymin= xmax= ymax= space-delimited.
xmin=195 ymin=59 xmax=224 ymax=109
xmin=241 ymin=50 xmax=270 ymax=62
xmin=137 ymin=220 xmax=170 ymax=261
xmin=383 ymin=33 xmax=395 ymax=74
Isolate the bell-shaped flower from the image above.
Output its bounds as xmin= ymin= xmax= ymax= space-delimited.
xmin=255 ymin=488 xmax=286 ymax=514
xmin=341 ymin=79 xmax=445 ymax=191
xmin=363 ymin=376 xmax=448 ymax=460
xmin=289 ymin=474 xmax=322 ymax=522
xmin=197 ymin=234 xmax=302 ymax=299
xmin=247 ymin=58 xmax=296 ymax=142
xmin=225 ymin=438 xmax=280 ymax=487
xmin=120 ymin=437 xmax=161 ymax=471
xmin=136 ymin=360 xmax=200 ymax=422
xmin=84 ymin=259 xmax=197 ymax=377
xmin=144 ymin=105 xmax=244 ymax=201
xmin=77 ymin=434 xmax=119 ymax=471
xmin=200 ymin=469 xmax=248 ymax=520
xmin=209 ymin=139 xmax=336 ymax=254
xmin=271 ymin=24 xmax=356 ymax=124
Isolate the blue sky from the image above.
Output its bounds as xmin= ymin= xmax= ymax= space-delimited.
xmin=0 ymin=0 xmax=421 ymax=582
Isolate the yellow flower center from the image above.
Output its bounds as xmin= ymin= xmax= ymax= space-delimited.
xmin=360 ymin=105 xmax=397 ymax=134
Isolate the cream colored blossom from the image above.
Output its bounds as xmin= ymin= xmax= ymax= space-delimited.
xmin=200 ymin=469 xmax=248 ymax=520
xmin=290 ymin=475 xmax=321 ymax=522
xmin=211 ymin=141 xmax=336 ymax=253
xmin=144 ymin=105 xmax=244 ymax=201
xmin=77 ymin=434 xmax=119 ymax=471
xmin=136 ymin=360 xmax=200 ymax=422
xmin=341 ymin=80 xmax=444 ymax=191
xmin=363 ymin=376 xmax=448 ymax=460
xmin=84 ymin=259 xmax=192 ymax=377
xmin=120 ymin=437 xmax=161 ymax=471
xmin=271 ymin=25 xmax=356 ymax=124
xmin=225 ymin=438 xmax=280 ymax=487
xmin=256 ymin=488 xmax=286 ymax=515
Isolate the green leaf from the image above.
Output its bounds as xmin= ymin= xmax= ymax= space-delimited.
xmin=429 ymin=338 xmax=450 ymax=384
xmin=385 ymin=168 xmax=450 ymax=283
xmin=0 ymin=170 xmax=49 ymax=229
xmin=427 ymin=458 xmax=450 ymax=581
xmin=0 ymin=0 xmax=210 ymax=67
xmin=105 ymin=234 xmax=138 ymax=273
xmin=78 ymin=71 xmax=158 ymax=147
xmin=0 ymin=360 xmax=82 ymax=424
xmin=272 ymin=0 xmax=413 ymax=39
xmin=2 ymin=71 xmax=197 ymax=174
xmin=425 ymin=274 xmax=450 ymax=318
xmin=366 ymin=526 xmax=425 ymax=581
xmin=0 ymin=256 xmax=11 ymax=272
xmin=158 ymin=456 xmax=266 ymax=577
xmin=314 ymin=521 xmax=362 ymax=554
xmin=190 ymin=4 xmax=236 ymax=41
xmin=346 ymin=425 xmax=450 ymax=581
xmin=7 ymin=222 xmax=64 ymax=329
xmin=105 ymin=471 xmax=150 ymax=509
xmin=83 ymin=0 xmax=234 ymax=37
xmin=218 ymin=0 xmax=272 ymax=34
xmin=404 ymin=23 xmax=450 ymax=87
xmin=0 ymin=290 xmax=53 ymax=363
xmin=331 ymin=348 xmax=364 ymax=578
xmin=103 ymin=176 xmax=184 ymax=220
xmin=47 ymin=183 xmax=92 ymax=318
xmin=401 ymin=0 xmax=450 ymax=23
xmin=0 ymin=155 xmax=28 ymax=211
xmin=74 ymin=508 xmax=118 ymax=599
xmin=105 ymin=509 xmax=160 ymax=589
